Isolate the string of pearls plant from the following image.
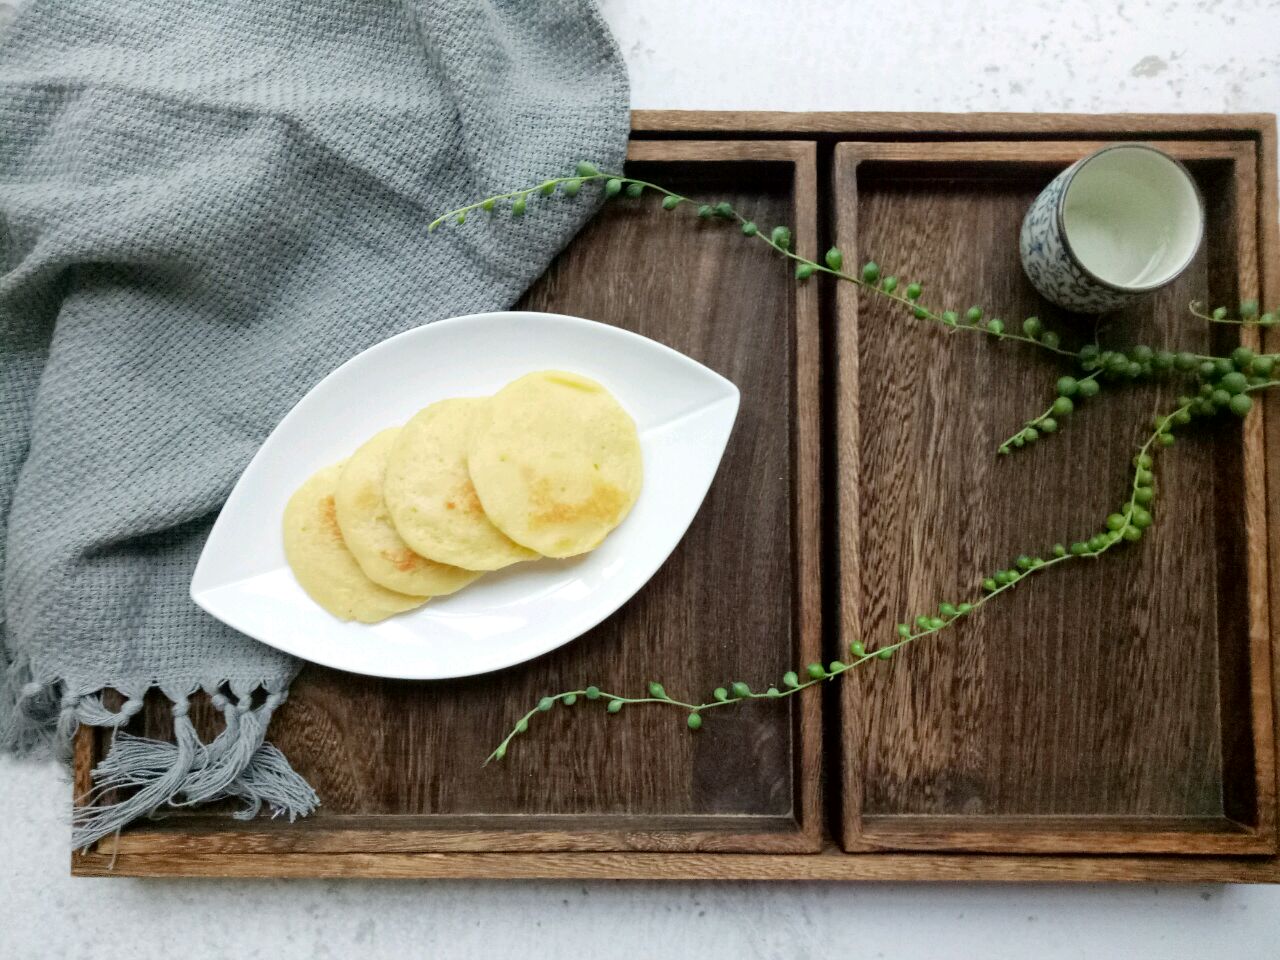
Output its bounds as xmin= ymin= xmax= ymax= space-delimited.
xmin=431 ymin=162 xmax=1279 ymax=763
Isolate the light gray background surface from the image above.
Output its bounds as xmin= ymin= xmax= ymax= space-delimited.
xmin=3 ymin=1 xmax=1279 ymax=956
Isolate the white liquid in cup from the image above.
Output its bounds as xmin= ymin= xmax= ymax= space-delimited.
xmin=1061 ymin=146 xmax=1203 ymax=290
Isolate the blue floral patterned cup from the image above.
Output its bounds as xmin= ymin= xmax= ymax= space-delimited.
xmin=1020 ymin=143 xmax=1204 ymax=313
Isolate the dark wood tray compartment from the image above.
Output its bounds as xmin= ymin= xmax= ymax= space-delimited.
xmin=833 ymin=141 xmax=1274 ymax=855
xmin=85 ymin=140 xmax=824 ymax=856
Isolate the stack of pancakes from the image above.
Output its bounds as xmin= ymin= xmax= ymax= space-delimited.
xmin=282 ymin=371 xmax=643 ymax=622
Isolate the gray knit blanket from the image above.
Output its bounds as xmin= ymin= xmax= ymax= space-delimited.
xmin=0 ymin=0 xmax=628 ymax=847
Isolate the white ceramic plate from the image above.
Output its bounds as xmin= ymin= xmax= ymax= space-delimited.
xmin=191 ymin=311 xmax=739 ymax=680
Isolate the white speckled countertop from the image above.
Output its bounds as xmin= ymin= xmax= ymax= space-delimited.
xmin=3 ymin=1 xmax=1279 ymax=956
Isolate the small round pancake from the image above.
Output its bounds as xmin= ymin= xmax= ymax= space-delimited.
xmin=335 ymin=428 xmax=483 ymax=597
xmin=467 ymin=370 xmax=642 ymax=558
xmin=383 ymin=398 xmax=538 ymax=571
xmin=283 ymin=462 xmax=426 ymax=623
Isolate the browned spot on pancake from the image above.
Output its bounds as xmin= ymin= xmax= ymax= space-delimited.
xmin=319 ymin=495 xmax=343 ymax=541
xmin=528 ymin=476 xmax=626 ymax=528
xmin=383 ymin=548 xmax=426 ymax=572
xmin=452 ymin=478 xmax=485 ymax=516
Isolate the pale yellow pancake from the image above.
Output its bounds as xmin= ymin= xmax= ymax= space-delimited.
xmin=383 ymin=398 xmax=538 ymax=571
xmin=467 ymin=371 xmax=642 ymax=558
xmin=282 ymin=462 xmax=426 ymax=623
xmin=335 ymin=428 xmax=483 ymax=597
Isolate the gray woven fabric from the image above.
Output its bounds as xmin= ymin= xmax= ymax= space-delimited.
xmin=0 ymin=0 xmax=628 ymax=845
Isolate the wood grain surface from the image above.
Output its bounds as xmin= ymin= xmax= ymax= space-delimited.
xmin=631 ymin=111 xmax=1275 ymax=140
xmin=92 ymin=141 xmax=823 ymax=854
xmin=834 ymin=140 xmax=1275 ymax=854
xmin=69 ymin=844 xmax=1280 ymax=882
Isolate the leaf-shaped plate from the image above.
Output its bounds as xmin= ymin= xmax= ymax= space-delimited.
xmin=191 ymin=312 xmax=739 ymax=679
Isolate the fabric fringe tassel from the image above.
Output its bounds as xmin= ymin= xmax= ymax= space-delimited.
xmin=1 ymin=657 xmax=317 ymax=850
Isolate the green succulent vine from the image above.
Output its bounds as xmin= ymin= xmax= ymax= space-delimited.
xmin=430 ymin=161 xmax=1280 ymax=764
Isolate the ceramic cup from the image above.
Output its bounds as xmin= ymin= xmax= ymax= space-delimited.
xmin=1019 ymin=143 xmax=1204 ymax=313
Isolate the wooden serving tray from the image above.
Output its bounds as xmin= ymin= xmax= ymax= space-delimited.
xmin=72 ymin=112 xmax=1280 ymax=881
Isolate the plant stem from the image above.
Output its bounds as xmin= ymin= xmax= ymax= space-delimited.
xmin=430 ymin=165 xmax=1279 ymax=765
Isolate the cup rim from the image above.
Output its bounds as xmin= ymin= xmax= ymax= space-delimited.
xmin=1054 ymin=142 xmax=1206 ymax=294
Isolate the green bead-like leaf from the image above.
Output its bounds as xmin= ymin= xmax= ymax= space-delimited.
xmin=806 ymin=663 xmax=826 ymax=680
xmin=604 ymin=179 xmax=623 ymax=198
xmin=648 ymin=681 xmax=667 ymax=699
xmin=770 ymin=225 xmax=792 ymax=250
xmin=861 ymin=261 xmax=880 ymax=283
xmin=563 ymin=693 xmax=577 ymax=706
xmin=697 ymin=204 xmax=713 ymax=218
xmin=606 ymin=699 xmax=623 ymax=714
xmin=1221 ymin=371 xmax=1249 ymax=394
xmin=576 ymin=161 xmax=600 ymax=177
xmin=825 ymin=247 xmax=843 ymax=270
xmin=661 ymin=195 xmax=680 ymax=210
xmin=713 ymin=687 xmax=728 ymax=702
xmin=585 ymin=686 xmax=600 ymax=700
xmin=563 ymin=178 xmax=582 ymax=197
xmin=625 ymin=182 xmax=645 ymax=198
xmin=538 ymin=697 xmax=554 ymax=711
xmin=741 ymin=222 xmax=758 ymax=236
xmin=796 ymin=263 xmax=815 ymax=280
xmin=538 ymin=181 xmax=556 ymax=196
xmin=511 ymin=196 xmax=527 ymax=217
xmin=782 ymin=671 xmax=800 ymax=688
xmin=687 ymin=713 xmax=702 ymax=730
xmin=482 ymin=197 xmax=496 ymax=212
xmin=731 ymin=681 xmax=751 ymax=698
